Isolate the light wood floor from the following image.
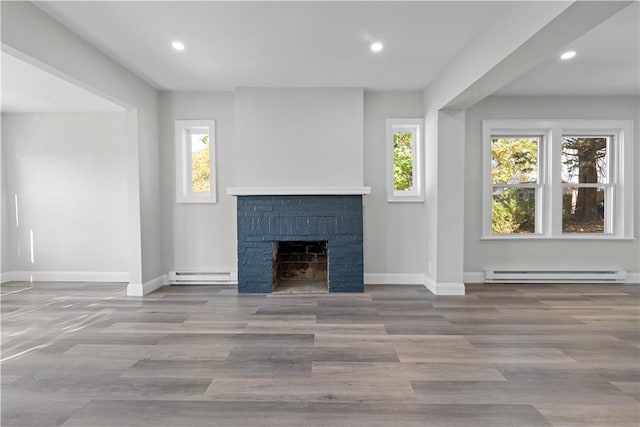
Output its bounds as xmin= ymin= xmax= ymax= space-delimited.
xmin=1 ymin=281 xmax=639 ymax=426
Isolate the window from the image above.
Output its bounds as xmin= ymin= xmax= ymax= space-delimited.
xmin=386 ymin=118 xmax=423 ymax=202
xmin=491 ymin=136 xmax=541 ymax=234
xmin=175 ymin=120 xmax=216 ymax=203
xmin=561 ymin=135 xmax=610 ymax=233
xmin=483 ymin=120 xmax=633 ymax=239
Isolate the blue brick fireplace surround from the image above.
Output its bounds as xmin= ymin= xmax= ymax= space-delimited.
xmin=237 ymin=195 xmax=364 ymax=293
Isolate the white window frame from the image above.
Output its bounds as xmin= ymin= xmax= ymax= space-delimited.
xmin=482 ymin=119 xmax=634 ymax=240
xmin=386 ymin=118 xmax=424 ymax=202
xmin=175 ymin=119 xmax=217 ymax=204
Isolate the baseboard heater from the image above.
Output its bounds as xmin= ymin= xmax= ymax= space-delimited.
xmin=485 ymin=269 xmax=626 ymax=283
xmin=168 ymin=271 xmax=238 ymax=285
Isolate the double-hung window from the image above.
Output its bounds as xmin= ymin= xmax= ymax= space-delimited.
xmin=483 ymin=120 xmax=633 ymax=239
xmin=175 ymin=120 xmax=216 ymax=203
xmin=386 ymin=118 xmax=423 ymax=202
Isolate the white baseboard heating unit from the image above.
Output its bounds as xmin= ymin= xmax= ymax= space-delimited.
xmin=485 ymin=269 xmax=626 ymax=283
xmin=168 ymin=271 xmax=238 ymax=285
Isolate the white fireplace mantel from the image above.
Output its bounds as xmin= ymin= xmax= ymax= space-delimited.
xmin=226 ymin=187 xmax=371 ymax=196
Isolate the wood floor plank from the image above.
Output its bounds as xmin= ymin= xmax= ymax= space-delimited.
xmin=204 ymin=377 xmax=417 ymax=402
xmin=610 ymin=381 xmax=640 ymax=400
xmin=62 ymin=342 xmax=234 ymax=361
xmin=534 ymin=403 xmax=640 ymax=427
xmin=311 ymin=361 xmax=507 ymax=381
xmin=61 ymin=400 xmax=553 ymax=427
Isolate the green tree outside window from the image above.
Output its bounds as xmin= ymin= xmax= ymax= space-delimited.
xmin=394 ymin=131 xmax=413 ymax=191
xmin=192 ymin=134 xmax=210 ymax=192
xmin=491 ymin=137 xmax=538 ymax=233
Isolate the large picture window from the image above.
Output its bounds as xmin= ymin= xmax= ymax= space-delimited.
xmin=175 ymin=120 xmax=216 ymax=203
xmin=482 ymin=120 xmax=633 ymax=239
xmin=386 ymin=118 xmax=423 ymax=202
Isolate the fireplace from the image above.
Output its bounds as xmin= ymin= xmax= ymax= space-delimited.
xmin=272 ymin=241 xmax=328 ymax=293
xmin=236 ymin=195 xmax=364 ymax=293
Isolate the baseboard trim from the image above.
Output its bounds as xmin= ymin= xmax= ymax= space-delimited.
xmin=0 ymin=271 xmax=129 ymax=284
xmin=463 ymin=271 xmax=485 ymax=284
xmin=364 ymin=273 xmax=425 ymax=285
xmin=365 ymin=273 xmax=465 ymax=295
xmin=127 ymin=275 xmax=167 ymax=296
xmin=424 ymin=276 xmax=466 ymax=295
xmin=626 ymin=272 xmax=640 ymax=284
xmin=0 ymin=271 xmax=21 ymax=283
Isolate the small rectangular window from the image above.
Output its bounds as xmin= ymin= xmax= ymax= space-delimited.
xmin=386 ymin=118 xmax=423 ymax=202
xmin=189 ymin=129 xmax=210 ymax=193
xmin=175 ymin=120 xmax=216 ymax=203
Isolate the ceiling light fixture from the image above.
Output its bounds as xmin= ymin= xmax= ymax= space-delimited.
xmin=370 ymin=42 xmax=383 ymax=53
xmin=172 ymin=41 xmax=185 ymax=51
xmin=560 ymin=50 xmax=576 ymax=60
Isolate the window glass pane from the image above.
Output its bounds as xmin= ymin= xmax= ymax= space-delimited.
xmin=491 ymin=137 xmax=539 ymax=184
xmin=492 ymin=187 xmax=536 ymax=234
xmin=561 ymin=137 xmax=608 ymax=183
xmin=191 ymin=131 xmax=210 ymax=193
xmin=394 ymin=131 xmax=413 ymax=191
xmin=563 ymin=186 xmax=605 ymax=233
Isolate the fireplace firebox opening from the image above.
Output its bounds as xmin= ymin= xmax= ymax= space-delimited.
xmin=272 ymin=241 xmax=328 ymax=293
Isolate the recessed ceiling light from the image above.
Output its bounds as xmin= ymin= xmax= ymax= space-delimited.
xmin=560 ymin=50 xmax=576 ymax=60
xmin=370 ymin=42 xmax=383 ymax=53
xmin=172 ymin=41 xmax=185 ymax=51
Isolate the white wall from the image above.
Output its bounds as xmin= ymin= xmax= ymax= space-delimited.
xmin=235 ymin=88 xmax=364 ymax=188
xmin=1 ymin=112 xmax=129 ymax=274
xmin=363 ymin=92 xmax=425 ymax=274
xmin=464 ymin=96 xmax=640 ymax=275
xmin=160 ymin=92 xmax=237 ymax=274
xmin=2 ymin=2 xmax=160 ymax=288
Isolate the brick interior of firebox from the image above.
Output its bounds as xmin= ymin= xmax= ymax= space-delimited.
xmin=272 ymin=241 xmax=328 ymax=293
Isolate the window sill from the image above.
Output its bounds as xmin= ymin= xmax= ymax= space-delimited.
xmin=387 ymin=197 xmax=424 ymax=203
xmin=481 ymin=235 xmax=635 ymax=241
xmin=176 ymin=198 xmax=217 ymax=204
